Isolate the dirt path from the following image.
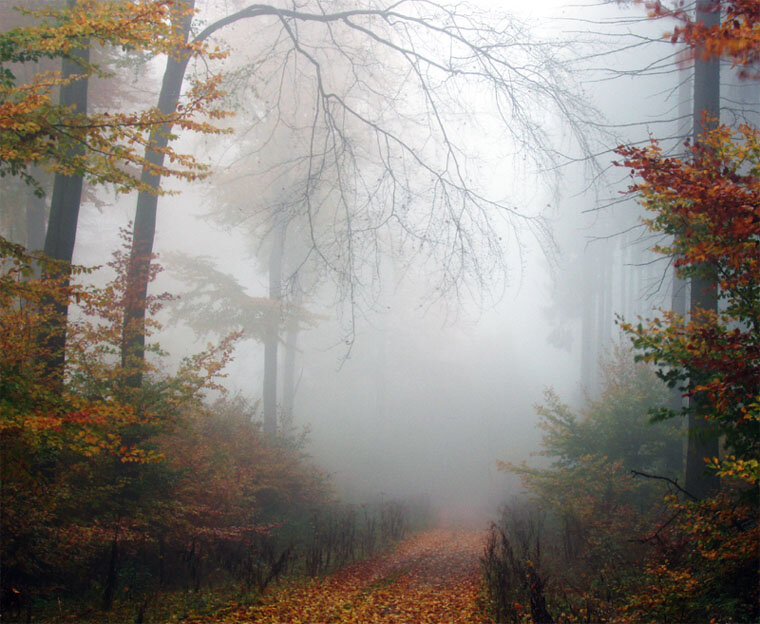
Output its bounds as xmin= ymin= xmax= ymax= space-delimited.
xmin=206 ymin=528 xmax=490 ymax=623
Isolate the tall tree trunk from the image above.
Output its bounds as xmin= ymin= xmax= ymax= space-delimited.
xmin=280 ymin=285 xmax=302 ymax=430
xmin=263 ymin=221 xmax=286 ymax=437
xmin=668 ymin=54 xmax=693 ymax=478
xmin=121 ymin=1 xmax=253 ymax=384
xmin=41 ymin=24 xmax=89 ymax=384
xmin=263 ymin=223 xmax=287 ymax=437
xmin=580 ymin=247 xmax=597 ymax=395
xmin=122 ymin=2 xmax=194 ymax=384
xmin=685 ymin=0 xmax=721 ymax=499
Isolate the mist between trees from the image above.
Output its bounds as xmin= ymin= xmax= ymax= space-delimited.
xmin=0 ymin=0 xmax=757 ymax=622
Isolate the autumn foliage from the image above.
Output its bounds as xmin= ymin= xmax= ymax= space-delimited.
xmin=616 ymin=122 xmax=760 ymax=485
xmin=490 ymin=76 xmax=759 ymax=624
xmin=608 ymin=119 xmax=759 ymax=623
xmin=492 ymin=342 xmax=758 ymax=622
xmin=491 ymin=9 xmax=760 ymax=617
xmin=646 ymin=0 xmax=760 ymax=78
xmin=187 ymin=529 xmax=488 ymax=624
xmin=0 ymin=235 xmax=424 ymax=621
xmin=0 ymin=235 xmax=331 ymax=619
xmin=0 ymin=0 xmax=229 ymax=194
xmin=491 ymin=352 xmax=681 ymax=622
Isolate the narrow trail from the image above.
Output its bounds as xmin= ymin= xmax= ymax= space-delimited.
xmin=202 ymin=528 xmax=490 ymax=623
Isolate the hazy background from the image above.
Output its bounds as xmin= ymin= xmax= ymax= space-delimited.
xmin=58 ymin=0 xmax=748 ymax=521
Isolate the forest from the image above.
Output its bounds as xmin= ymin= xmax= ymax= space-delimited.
xmin=0 ymin=0 xmax=757 ymax=622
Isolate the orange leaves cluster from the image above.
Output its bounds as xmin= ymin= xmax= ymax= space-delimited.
xmin=1 ymin=235 xmax=214 ymax=488
xmin=645 ymin=0 xmax=760 ymax=78
xmin=188 ymin=530 xmax=489 ymax=624
xmin=617 ymin=122 xmax=760 ymax=294
xmin=11 ymin=0 xmax=219 ymax=60
xmin=158 ymin=400 xmax=327 ymax=551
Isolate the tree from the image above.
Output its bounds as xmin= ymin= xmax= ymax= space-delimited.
xmin=197 ymin=116 xmax=326 ymax=436
xmin=606 ymin=4 xmax=759 ymax=619
xmin=122 ymin=0 xmax=598 ymax=399
xmin=632 ymin=0 xmax=760 ymax=497
xmin=166 ymin=248 xmax=319 ymax=436
xmin=0 ymin=0 xmax=225 ymax=192
xmin=0 ymin=233 xmax=336 ymax=619
xmin=684 ymin=0 xmax=722 ymax=500
xmin=617 ymin=121 xmax=760 ymax=489
xmin=1 ymin=0 xmax=229 ymax=381
xmin=0 ymin=231 xmax=239 ymax=614
xmin=42 ymin=6 xmax=89 ymax=381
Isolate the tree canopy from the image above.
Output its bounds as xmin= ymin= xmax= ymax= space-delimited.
xmin=0 ymin=0 xmax=229 ymax=195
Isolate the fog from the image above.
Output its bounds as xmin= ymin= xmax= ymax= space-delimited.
xmin=36 ymin=0 xmax=757 ymax=520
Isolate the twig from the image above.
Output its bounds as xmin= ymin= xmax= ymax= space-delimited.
xmin=631 ymin=469 xmax=697 ymax=501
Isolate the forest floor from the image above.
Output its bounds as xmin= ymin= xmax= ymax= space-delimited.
xmin=184 ymin=528 xmax=490 ymax=624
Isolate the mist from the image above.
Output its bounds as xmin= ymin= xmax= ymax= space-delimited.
xmin=57 ymin=0 xmax=685 ymax=515
xmin=3 ymin=0 xmax=757 ymax=620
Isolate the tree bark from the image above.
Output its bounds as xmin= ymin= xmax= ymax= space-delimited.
xmin=263 ymin=221 xmax=286 ymax=437
xmin=684 ymin=0 xmax=721 ymax=499
xmin=26 ymin=192 xmax=47 ymax=253
xmin=41 ymin=23 xmax=89 ymax=384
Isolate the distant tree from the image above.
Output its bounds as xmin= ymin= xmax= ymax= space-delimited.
xmin=167 ymin=249 xmax=319 ymax=435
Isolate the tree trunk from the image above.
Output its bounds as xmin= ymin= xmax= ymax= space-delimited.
xmin=121 ymin=1 xmax=256 ymax=384
xmin=263 ymin=221 xmax=286 ymax=437
xmin=281 ymin=285 xmax=302 ymax=430
xmin=102 ymin=534 xmax=120 ymax=611
xmin=40 ymin=23 xmax=89 ymax=384
xmin=668 ymin=51 xmax=693 ymax=479
xmin=685 ymin=0 xmax=721 ymax=499
xmin=26 ymin=191 xmax=47 ymax=253
xmin=122 ymin=3 xmax=194 ymax=384
xmin=580 ymin=248 xmax=597 ymax=395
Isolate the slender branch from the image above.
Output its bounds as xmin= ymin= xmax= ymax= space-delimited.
xmin=631 ymin=469 xmax=698 ymax=501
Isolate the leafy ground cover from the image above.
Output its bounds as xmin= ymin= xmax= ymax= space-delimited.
xmin=180 ymin=528 xmax=489 ymax=624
